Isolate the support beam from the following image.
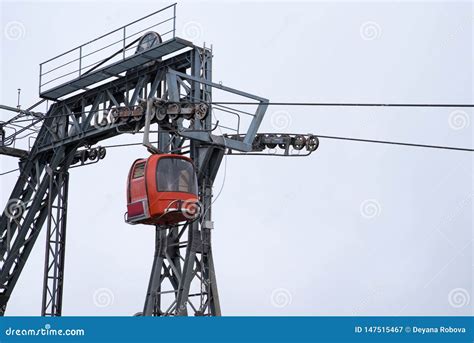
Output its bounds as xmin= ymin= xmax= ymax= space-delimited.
xmin=41 ymin=169 xmax=69 ymax=316
xmin=0 ymin=146 xmax=28 ymax=159
xmin=141 ymin=47 xmax=222 ymax=317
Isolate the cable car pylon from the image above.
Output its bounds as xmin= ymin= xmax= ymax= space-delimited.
xmin=0 ymin=5 xmax=318 ymax=316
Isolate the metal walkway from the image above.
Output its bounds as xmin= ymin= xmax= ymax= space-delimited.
xmin=40 ymin=37 xmax=193 ymax=100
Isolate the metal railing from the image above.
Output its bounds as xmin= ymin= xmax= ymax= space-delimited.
xmin=39 ymin=3 xmax=177 ymax=95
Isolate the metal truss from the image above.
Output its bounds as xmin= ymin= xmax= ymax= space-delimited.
xmin=41 ymin=168 xmax=69 ymax=316
xmin=142 ymin=47 xmax=222 ymax=316
xmin=0 ymin=12 xmax=316 ymax=315
xmin=142 ymin=219 xmax=221 ymax=316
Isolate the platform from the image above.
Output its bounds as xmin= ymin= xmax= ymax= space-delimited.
xmin=40 ymin=37 xmax=193 ymax=100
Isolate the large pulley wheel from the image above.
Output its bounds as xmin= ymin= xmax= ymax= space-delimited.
xmin=136 ymin=31 xmax=162 ymax=54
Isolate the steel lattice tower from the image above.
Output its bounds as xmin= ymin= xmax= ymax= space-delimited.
xmin=0 ymin=5 xmax=317 ymax=316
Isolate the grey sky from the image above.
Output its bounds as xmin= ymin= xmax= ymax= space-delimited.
xmin=0 ymin=0 xmax=472 ymax=316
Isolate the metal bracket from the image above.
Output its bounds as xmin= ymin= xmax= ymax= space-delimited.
xmin=167 ymin=69 xmax=269 ymax=152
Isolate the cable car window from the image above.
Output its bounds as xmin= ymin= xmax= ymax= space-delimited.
xmin=133 ymin=162 xmax=145 ymax=179
xmin=157 ymin=158 xmax=197 ymax=194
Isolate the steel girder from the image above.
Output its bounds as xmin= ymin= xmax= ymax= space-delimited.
xmin=0 ymin=100 xmax=77 ymax=314
xmin=41 ymin=169 xmax=69 ymax=316
xmin=142 ymin=48 xmax=222 ymax=316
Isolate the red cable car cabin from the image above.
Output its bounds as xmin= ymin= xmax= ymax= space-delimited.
xmin=126 ymin=154 xmax=198 ymax=226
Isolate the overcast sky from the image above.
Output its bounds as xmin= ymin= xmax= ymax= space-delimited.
xmin=0 ymin=0 xmax=472 ymax=316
